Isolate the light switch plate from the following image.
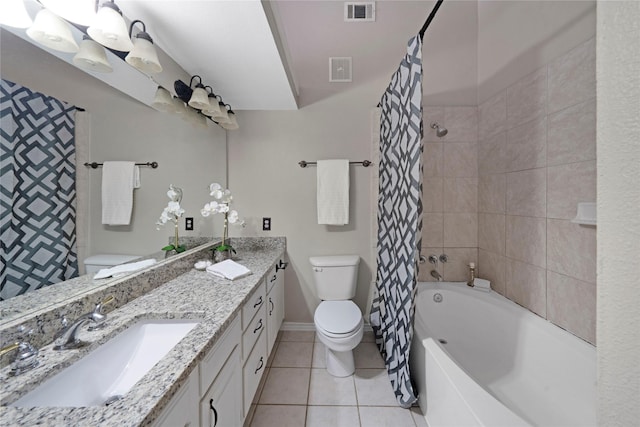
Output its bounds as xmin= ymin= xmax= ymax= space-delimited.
xmin=262 ymin=217 xmax=271 ymax=231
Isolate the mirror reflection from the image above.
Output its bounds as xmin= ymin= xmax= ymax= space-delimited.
xmin=0 ymin=29 xmax=227 ymax=314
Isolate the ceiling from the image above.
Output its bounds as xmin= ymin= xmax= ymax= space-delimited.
xmin=3 ymin=1 xmax=467 ymax=110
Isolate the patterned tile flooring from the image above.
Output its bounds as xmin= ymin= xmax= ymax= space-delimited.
xmin=246 ymin=330 xmax=427 ymax=427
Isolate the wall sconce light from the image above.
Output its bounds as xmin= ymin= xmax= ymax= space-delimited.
xmin=220 ymin=107 xmax=239 ymax=130
xmin=173 ymin=96 xmax=188 ymax=115
xmin=73 ymin=35 xmax=113 ymax=73
xmin=201 ymin=87 xmax=222 ymax=118
xmin=187 ymin=76 xmax=211 ymax=110
xmin=211 ymin=100 xmax=229 ymax=123
xmin=87 ymin=0 xmax=134 ymax=52
xmin=0 ymin=0 xmax=33 ymax=29
xmin=125 ymin=19 xmax=162 ymax=74
xmin=151 ymin=87 xmax=176 ymax=112
xmin=39 ymin=0 xmax=97 ymax=27
xmin=26 ymin=9 xmax=79 ymax=53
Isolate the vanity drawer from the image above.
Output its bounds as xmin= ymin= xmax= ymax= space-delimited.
xmin=242 ymin=302 xmax=266 ymax=360
xmin=243 ymin=330 xmax=267 ymax=417
xmin=199 ymin=315 xmax=241 ymax=396
xmin=242 ymin=281 xmax=266 ymax=329
xmin=266 ymin=266 xmax=278 ymax=293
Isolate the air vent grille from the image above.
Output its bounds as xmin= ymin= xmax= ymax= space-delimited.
xmin=344 ymin=2 xmax=375 ymax=22
xmin=329 ymin=57 xmax=352 ymax=82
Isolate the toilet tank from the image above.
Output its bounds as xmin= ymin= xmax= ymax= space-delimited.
xmin=309 ymin=255 xmax=360 ymax=300
xmin=84 ymin=254 xmax=140 ymax=274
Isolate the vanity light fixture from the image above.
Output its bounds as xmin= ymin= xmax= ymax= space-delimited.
xmin=187 ymin=76 xmax=211 ymax=110
xmin=0 ymin=0 xmax=33 ymax=29
xmin=125 ymin=19 xmax=162 ymax=74
xmin=38 ymin=0 xmax=97 ymax=27
xmin=201 ymin=87 xmax=222 ymax=118
xmin=87 ymin=0 xmax=134 ymax=52
xmin=73 ymin=35 xmax=113 ymax=73
xmin=220 ymin=108 xmax=239 ymax=130
xmin=26 ymin=8 xmax=79 ymax=53
xmin=152 ymin=87 xmax=177 ymax=112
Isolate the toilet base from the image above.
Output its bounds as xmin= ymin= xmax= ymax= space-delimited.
xmin=325 ymin=347 xmax=355 ymax=377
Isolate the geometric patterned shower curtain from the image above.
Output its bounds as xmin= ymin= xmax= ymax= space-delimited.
xmin=370 ymin=35 xmax=423 ymax=408
xmin=0 ymin=78 xmax=78 ymax=300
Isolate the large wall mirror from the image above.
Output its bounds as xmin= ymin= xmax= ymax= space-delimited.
xmin=0 ymin=29 xmax=227 ymax=318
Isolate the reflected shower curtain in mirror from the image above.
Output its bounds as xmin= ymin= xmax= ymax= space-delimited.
xmin=0 ymin=79 xmax=78 ymax=300
xmin=370 ymin=35 xmax=423 ymax=408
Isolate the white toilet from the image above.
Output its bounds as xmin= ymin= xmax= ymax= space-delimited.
xmin=310 ymin=255 xmax=364 ymax=377
xmin=84 ymin=254 xmax=140 ymax=274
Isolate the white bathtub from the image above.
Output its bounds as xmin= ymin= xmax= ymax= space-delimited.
xmin=410 ymin=282 xmax=596 ymax=427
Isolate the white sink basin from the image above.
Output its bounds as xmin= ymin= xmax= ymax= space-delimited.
xmin=11 ymin=319 xmax=200 ymax=407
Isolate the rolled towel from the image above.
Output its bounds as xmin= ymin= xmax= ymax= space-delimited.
xmin=206 ymin=259 xmax=252 ymax=281
xmin=93 ymin=258 xmax=157 ymax=279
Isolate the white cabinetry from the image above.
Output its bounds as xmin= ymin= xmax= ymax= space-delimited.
xmin=152 ymin=365 xmax=199 ymax=427
xmin=266 ymin=261 xmax=285 ymax=354
xmin=241 ymin=281 xmax=268 ymax=417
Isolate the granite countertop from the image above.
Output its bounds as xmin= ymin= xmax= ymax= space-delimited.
xmin=0 ymin=237 xmax=286 ymax=427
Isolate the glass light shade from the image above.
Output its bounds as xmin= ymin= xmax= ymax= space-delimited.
xmin=221 ymin=111 xmax=239 ymax=130
xmin=87 ymin=2 xmax=134 ymax=52
xmin=172 ymin=97 xmax=187 ymax=114
xmin=125 ymin=34 xmax=162 ymax=74
xmin=195 ymin=112 xmax=208 ymax=129
xmin=188 ymin=86 xmax=211 ymax=110
xmin=73 ymin=38 xmax=113 ymax=73
xmin=202 ymin=95 xmax=222 ymax=117
xmin=211 ymin=102 xmax=229 ymax=121
xmin=26 ymin=9 xmax=79 ymax=53
xmin=151 ymin=87 xmax=176 ymax=112
xmin=39 ymin=0 xmax=97 ymax=26
xmin=0 ymin=0 xmax=33 ymax=28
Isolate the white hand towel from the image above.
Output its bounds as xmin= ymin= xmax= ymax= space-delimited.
xmin=93 ymin=258 xmax=157 ymax=279
xmin=206 ymin=259 xmax=252 ymax=281
xmin=317 ymin=159 xmax=349 ymax=225
xmin=101 ymin=161 xmax=138 ymax=225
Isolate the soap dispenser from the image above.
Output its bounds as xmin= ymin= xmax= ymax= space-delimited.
xmin=467 ymin=262 xmax=476 ymax=287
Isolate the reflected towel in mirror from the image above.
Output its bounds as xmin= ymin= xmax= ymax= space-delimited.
xmin=206 ymin=259 xmax=252 ymax=281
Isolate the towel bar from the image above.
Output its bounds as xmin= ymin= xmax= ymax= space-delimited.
xmin=84 ymin=162 xmax=158 ymax=169
xmin=298 ymin=160 xmax=371 ymax=168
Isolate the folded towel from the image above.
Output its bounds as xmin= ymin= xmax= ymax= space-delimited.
xmin=93 ymin=259 xmax=157 ymax=279
xmin=473 ymin=278 xmax=491 ymax=292
xmin=206 ymin=259 xmax=252 ymax=281
xmin=101 ymin=161 xmax=139 ymax=225
xmin=317 ymin=159 xmax=349 ymax=225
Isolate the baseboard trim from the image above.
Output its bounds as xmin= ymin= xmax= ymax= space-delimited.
xmin=281 ymin=321 xmax=373 ymax=333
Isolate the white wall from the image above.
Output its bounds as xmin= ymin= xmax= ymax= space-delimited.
xmin=597 ymin=1 xmax=640 ymax=424
xmin=477 ymin=0 xmax=596 ymax=103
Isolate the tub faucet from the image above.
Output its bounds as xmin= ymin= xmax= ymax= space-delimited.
xmin=54 ymin=296 xmax=114 ymax=350
xmin=430 ymin=270 xmax=443 ymax=282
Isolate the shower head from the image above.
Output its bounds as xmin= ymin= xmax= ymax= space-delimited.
xmin=430 ymin=122 xmax=448 ymax=138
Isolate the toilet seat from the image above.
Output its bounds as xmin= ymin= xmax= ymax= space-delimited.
xmin=314 ymin=300 xmax=363 ymax=338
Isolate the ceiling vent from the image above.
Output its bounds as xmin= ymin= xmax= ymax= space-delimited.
xmin=329 ymin=57 xmax=352 ymax=82
xmin=344 ymin=2 xmax=375 ymax=22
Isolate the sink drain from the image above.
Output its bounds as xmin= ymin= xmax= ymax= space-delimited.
xmin=104 ymin=395 xmax=123 ymax=406
xmin=433 ymin=293 xmax=443 ymax=303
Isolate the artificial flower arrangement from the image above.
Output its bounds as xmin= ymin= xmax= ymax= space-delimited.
xmin=156 ymin=184 xmax=186 ymax=254
xmin=201 ymin=183 xmax=243 ymax=260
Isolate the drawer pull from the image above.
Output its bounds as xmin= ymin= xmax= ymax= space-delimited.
xmin=276 ymin=260 xmax=288 ymax=272
xmin=253 ymin=296 xmax=263 ymax=308
xmin=255 ymin=356 xmax=264 ymax=374
xmin=253 ymin=318 xmax=263 ymax=334
xmin=209 ymin=398 xmax=218 ymax=426
xmin=270 ymin=275 xmax=276 ymax=283
xmin=269 ymin=298 xmax=274 ymax=316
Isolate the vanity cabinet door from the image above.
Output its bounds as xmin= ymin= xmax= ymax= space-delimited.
xmin=153 ymin=368 xmax=199 ymax=427
xmin=200 ymin=345 xmax=243 ymax=427
xmin=266 ymin=264 xmax=285 ymax=354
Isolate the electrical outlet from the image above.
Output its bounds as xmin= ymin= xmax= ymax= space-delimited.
xmin=262 ymin=217 xmax=271 ymax=231
xmin=185 ymin=217 xmax=194 ymax=231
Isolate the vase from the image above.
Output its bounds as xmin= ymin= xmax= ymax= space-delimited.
xmin=213 ymin=249 xmax=232 ymax=263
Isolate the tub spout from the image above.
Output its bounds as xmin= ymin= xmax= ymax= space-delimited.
xmin=430 ymin=270 xmax=443 ymax=282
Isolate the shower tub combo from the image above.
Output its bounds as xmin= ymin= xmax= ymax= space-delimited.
xmin=410 ymin=281 xmax=596 ymax=426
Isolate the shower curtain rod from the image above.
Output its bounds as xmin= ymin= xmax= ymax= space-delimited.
xmin=419 ymin=0 xmax=445 ymax=41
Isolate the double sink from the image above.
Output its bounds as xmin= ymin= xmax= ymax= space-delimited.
xmin=10 ymin=319 xmax=200 ymax=407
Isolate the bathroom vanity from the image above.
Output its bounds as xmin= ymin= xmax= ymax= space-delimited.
xmin=0 ymin=237 xmax=286 ymax=427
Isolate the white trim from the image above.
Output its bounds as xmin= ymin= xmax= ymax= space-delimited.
xmin=281 ymin=321 xmax=373 ymax=333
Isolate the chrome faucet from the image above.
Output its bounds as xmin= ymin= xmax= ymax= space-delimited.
xmin=430 ymin=270 xmax=443 ymax=282
xmin=0 ymin=327 xmax=39 ymax=375
xmin=54 ymin=296 xmax=114 ymax=350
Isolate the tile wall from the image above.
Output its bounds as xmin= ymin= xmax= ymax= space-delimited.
xmin=420 ymin=106 xmax=479 ymax=282
xmin=477 ymin=38 xmax=597 ymax=344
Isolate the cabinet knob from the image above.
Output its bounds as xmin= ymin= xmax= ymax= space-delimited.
xmin=209 ymin=398 xmax=218 ymax=426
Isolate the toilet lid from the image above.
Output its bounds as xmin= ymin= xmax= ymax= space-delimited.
xmin=315 ymin=301 xmax=362 ymax=335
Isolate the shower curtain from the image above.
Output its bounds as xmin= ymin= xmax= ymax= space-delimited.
xmin=0 ymin=79 xmax=78 ymax=300
xmin=370 ymin=35 xmax=423 ymax=408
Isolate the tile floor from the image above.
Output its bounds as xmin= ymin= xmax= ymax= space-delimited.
xmin=246 ymin=330 xmax=427 ymax=427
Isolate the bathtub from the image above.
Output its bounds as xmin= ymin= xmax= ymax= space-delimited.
xmin=410 ymin=282 xmax=596 ymax=427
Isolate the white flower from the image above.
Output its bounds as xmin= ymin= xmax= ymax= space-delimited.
xmin=157 ymin=185 xmax=185 ymax=227
xmin=228 ymin=210 xmax=239 ymax=223
xmin=218 ymin=204 xmax=230 ymax=213
xmin=209 ymin=183 xmax=222 ymax=194
xmin=167 ymin=188 xmax=178 ymax=200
